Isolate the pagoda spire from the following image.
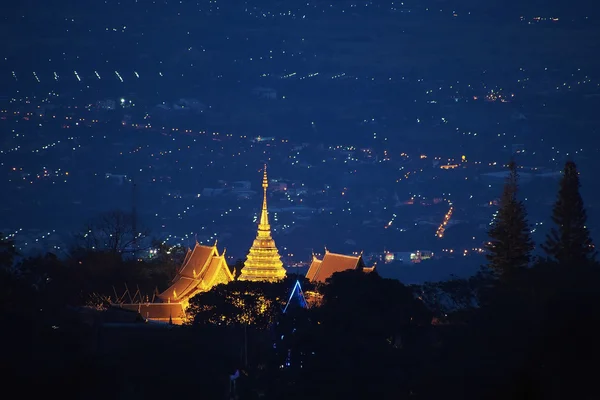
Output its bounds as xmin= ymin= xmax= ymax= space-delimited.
xmin=238 ymin=165 xmax=286 ymax=282
xmin=259 ymin=164 xmax=270 ymax=230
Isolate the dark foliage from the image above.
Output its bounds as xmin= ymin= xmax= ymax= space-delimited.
xmin=542 ymin=161 xmax=596 ymax=266
xmin=188 ymin=275 xmax=313 ymax=329
xmin=3 ymin=165 xmax=600 ymax=400
xmin=414 ymin=259 xmax=600 ymax=400
xmin=417 ymin=273 xmax=482 ymax=318
xmin=0 ymin=233 xmax=17 ymax=268
xmin=264 ymin=270 xmax=433 ymax=399
xmin=319 ymin=269 xmax=431 ymax=340
xmin=72 ymin=209 xmax=150 ymax=255
xmin=486 ymin=161 xmax=534 ymax=278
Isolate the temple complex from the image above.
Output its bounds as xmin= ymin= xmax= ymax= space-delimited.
xmin=238 ymin=165 xmax=287 ymax=282
xmin=112 ymin=168 xmax=375 ymax=324
xmin=116 ymin=242 xmax=233 ymax=324
xmin=306 ymin=249 xmax=375 ymax=283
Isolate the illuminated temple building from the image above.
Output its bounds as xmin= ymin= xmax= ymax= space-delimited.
xmin=116 ymin=242 xmax=233 ymax=324
xmin=113 ymin=168 xmax=376 ymax=323
xmin=306 ymin=249 xmax=374 ymax=283
xmin=238 ymin=165 xmax=287 ymax=282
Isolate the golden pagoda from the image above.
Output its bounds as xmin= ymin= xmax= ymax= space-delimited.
xmin=239 ymin=165 xmax=286 ymax=282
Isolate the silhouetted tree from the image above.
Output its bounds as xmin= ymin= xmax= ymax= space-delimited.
xmin=486 ymin=161 xmax=534 ymax=279
xmin=286 ymin=270 xmax=432 ymax=399
xmin=0 ymin=234 xmax=32 ymax=319
xmin=541 ymin=160 xmax=596 ymax=266
xmin=8 ymin=247 xmax=171 ymax=307
xmin=0 ymin=234 xmax=37 ymax=323
xmin=320 ymin=270 xmax=430 ymax=345
xmin=73 ymin=210 xmax=149 ymax=255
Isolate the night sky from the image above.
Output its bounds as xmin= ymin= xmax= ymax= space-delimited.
xmin=2 ymin=0 xmax=600 ymax=280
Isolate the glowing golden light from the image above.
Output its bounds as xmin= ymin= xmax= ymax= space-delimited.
xmin=436 ymin=205 xmax=454 ymax=238
xmin=238 ymin=166 xmax=286 ymax=282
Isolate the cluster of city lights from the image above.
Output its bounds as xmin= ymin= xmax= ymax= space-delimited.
xmin=436 ymin=205 xmax=454 ymax=238
xmin=441 ymin=247 xmax=485 ymax=256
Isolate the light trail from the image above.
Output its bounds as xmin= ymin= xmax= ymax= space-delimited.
xmin=436 ymin=205 xmax=454 ymax=238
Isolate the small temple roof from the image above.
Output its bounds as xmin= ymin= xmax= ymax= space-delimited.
xmin=306 ymin=250 xmax=365 ymax=283
xmin=305 ymin=256 xmax=322 ymax=282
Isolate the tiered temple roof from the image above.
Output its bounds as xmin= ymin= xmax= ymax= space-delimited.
xmin=306 ymin=249 xmax=374 ymax=283
xmin=239 ymin=165 xmax=287 ymax=282
xmin=116 ymin=242 xmax=233 ymax=324
xmin=157 ymin=243 xmax=232 ymax=303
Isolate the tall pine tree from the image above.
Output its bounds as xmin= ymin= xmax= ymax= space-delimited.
xmin=541 ymin=161 xmax=596 ymax=266
xmin=486 ymin=161 xmax=534 ymax=278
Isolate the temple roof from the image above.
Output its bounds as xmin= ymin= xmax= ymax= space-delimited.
xmin=306 ymin=250 xmax=366 ymax=283
xmin=306 ymin=257 xmax=322 ymax=281
xmin=157 ymin=276 xmax=200 ymax=302
xmin=200 ymin=255 xmax=233 ymax=288
xmin=117 ymin=250 xmax=233 ymax=324
xmin=158 ymin=252 xmax=232 ymax=302
xmin=177 ymin=243 xmax=218 ymax=279
xmin=178 ymin=248 xmax=193 ymax=276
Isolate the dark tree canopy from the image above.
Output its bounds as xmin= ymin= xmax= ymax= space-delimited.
xmin=319 ymin=269 xmax=431 ymax=345
xmin=0 ymin=233 xmax=17 ymax=269
xmin=280 ymin=270 xmax=433 ymax=399
xmin=542 ymin=161 xmax=596 ymax=266
xmin=486 ymin=161 xmax=534 ymax=278
xmin=188 ymin=275 xmax=311 ymax=329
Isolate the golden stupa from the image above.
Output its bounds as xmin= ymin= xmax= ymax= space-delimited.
xmin=238 ymin=165 xmax=286 ymax=282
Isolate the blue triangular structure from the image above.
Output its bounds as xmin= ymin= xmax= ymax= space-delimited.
xmin=283 ymin=280 xmax=307 ymax=313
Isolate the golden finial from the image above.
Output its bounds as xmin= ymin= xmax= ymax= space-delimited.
xmin=262 ymin=164 xmax=268 ymax=189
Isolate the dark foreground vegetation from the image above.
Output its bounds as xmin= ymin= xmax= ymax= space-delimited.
xmin=1 ymin=160 xmax=598 ymax=399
